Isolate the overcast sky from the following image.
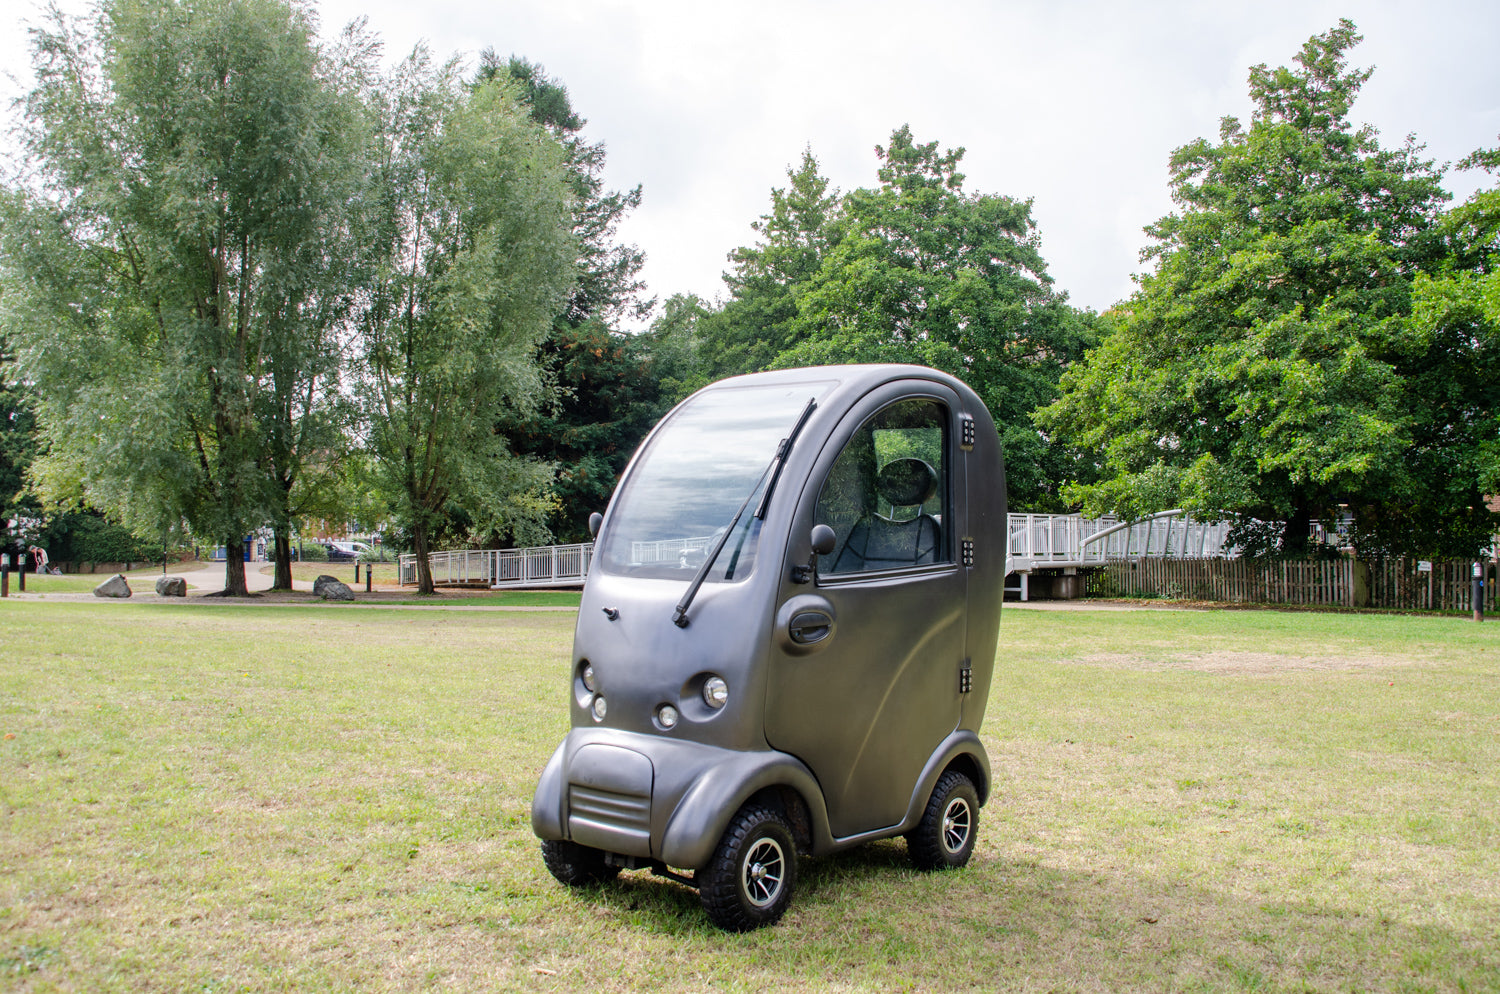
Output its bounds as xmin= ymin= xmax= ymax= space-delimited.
xmin=4 ymin=0 xmax=1498 ymax=324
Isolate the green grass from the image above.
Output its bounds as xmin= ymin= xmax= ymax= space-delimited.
xmin=0 ymin=602 xmax=1496 ymax=991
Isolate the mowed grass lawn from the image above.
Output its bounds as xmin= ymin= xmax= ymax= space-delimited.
xmin=1 ymin=602 xmax=1496 ymax=993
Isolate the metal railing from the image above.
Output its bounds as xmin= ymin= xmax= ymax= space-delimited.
xmin=403 ymin=512 xmax=1237 ymax=589
xmin=398 ymin=543 xmax=593 ymax=589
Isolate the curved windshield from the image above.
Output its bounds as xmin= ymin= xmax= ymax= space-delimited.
xmin=599 ymin=380 xmax=835 ymax=581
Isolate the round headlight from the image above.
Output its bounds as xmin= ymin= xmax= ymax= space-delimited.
xmin=591 ymin=694 xmax=607 ymax=721
xmin=656 ymin=704 xmax=679 ymax=729
xmin=702 ymin=676 xmax=729 ymax=709
xmin=581 ymin=663 xmax=596 ymax=693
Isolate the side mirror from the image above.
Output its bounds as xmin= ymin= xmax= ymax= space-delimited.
xmin=588 ymin=512 xmax=603 ymax=538
xmin=810 ymin=524 xmax=836 ymax=556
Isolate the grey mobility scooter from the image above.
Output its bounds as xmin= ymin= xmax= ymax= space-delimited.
xmin=531 ymin=364 xmax=1005 ymax=930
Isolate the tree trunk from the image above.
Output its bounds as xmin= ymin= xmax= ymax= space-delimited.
xmin=413 ymin=520 xmax=435 ymax=594
xmin=221 ymin=533 xmax=250 ymax=596
xmin=272 ymin=528 xmax=293 ymax=590
xmin=1281 ymin=504 xmax=1313 ymax=557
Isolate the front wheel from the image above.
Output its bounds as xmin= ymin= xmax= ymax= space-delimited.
xmin=699 ymin=806 xmax=797 ymax=932
xmin=906 ymin=770 xmax=979 ymax=871
xmin=540 ymin=839 xmax=619 ymax=887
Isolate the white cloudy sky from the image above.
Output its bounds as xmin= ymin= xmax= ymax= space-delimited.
xmin=3 ymin=0 xmax=1498 ymax=322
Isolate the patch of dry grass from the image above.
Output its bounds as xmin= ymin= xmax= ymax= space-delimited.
xmin=0 ymin=602 xmax=1496 ymax=991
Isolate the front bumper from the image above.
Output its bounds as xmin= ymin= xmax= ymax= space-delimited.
xmin=531 ymin=727 xmax=823 ymax=871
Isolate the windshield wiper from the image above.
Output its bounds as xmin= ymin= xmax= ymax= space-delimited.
xmin=673 ymin=397 xmax=817 ymax=628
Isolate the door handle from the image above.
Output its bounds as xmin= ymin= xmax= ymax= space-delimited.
xmin=789 ymin=610 xmax=833 ymax=645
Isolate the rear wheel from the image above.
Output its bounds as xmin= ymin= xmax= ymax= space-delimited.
xmin=906 ymin=770 xmax=979 ymax=871
xmin=540 ymin=839 xmax=620 ymax=887
xmin=700 ymin=806 xmax=797 ymax=931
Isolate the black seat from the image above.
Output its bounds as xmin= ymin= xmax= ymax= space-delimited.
xmin=832 ymin=459 xmax=941 ymax=572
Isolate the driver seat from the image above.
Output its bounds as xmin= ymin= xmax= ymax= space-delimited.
xmin=832 ymin=458 xmax=941 ymax=572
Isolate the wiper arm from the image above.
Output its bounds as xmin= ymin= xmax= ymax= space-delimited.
xmin=673 ymin=397 xmax=817 ymax=629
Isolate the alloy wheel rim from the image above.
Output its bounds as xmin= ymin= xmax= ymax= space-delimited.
xmin=742 ymin=837 xmax=786 ymax=907
xmin=941 ymin=796 xmax=972 ymax=853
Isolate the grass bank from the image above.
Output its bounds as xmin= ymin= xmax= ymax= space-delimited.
xmin=0 ymin=603 xmax=1495 ymax=991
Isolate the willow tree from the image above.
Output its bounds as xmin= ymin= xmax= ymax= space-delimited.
xmin=1 ymin=0 xmax=361 ymax=593
xmin=357 ymin=52 xmax=576 ymax=593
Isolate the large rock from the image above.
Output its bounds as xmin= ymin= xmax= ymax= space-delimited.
xmin=155 ymin=575 xmax=188 ymax=597
xmin=313 ymin=574 xmax=355 ymax=601
xmin=93 ymin=574 xmax=132 ymax=598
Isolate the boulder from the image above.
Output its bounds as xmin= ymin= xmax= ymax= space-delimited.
xmin=155 ymin=575 xmax=188 ymax=597
xmin=313 ymin=574 xmax=355 ymax=601
xmin=93 ymin=574 xmax=132 ymax=598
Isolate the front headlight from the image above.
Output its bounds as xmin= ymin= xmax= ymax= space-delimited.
xmin=702 ymin=675 xmax=729 ymax=709
xmin=591 ymin=694 xmax=608 ymax=721
xmin=581 ymin=662 xmax=597 ymax=693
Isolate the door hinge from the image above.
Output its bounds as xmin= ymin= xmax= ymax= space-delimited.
xmin=960 ymin=415 xmax=976 ymax=450
xmin=959 ymin=658 xmax=973 ymax=694
xmin=962 ymin=538 xmax=975 ymax=567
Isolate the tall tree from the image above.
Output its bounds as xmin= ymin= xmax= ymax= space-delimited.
xmin=1404 ymin=141 xmax=1500 ymax=553
xmin=772 ymin=127 xmax=1095 ymax=509
xmin=477 ymin=51 xmax=650 ymax=328
xmin=482 ymin=53 xmax=664 ymax=545
xmin=357 ymin=51 xmax=576 ymax=593
xmin=696 ymin=149 xmax=840 ymax=379
xmin=1 ymin=0 xmax=362 ymax=593
xmin=1035 ymin=21 xmax=1475 ymax=556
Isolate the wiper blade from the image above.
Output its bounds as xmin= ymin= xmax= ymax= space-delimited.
xmin=673 ymin=397 xmax=817 ymax=629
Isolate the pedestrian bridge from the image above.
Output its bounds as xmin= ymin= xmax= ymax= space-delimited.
xmin=400 ymin=510 xmax=1232 ymax=591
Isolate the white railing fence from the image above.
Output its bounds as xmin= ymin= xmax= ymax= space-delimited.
xmin=399 ymin=543 xmax=593 ymax=589
xmin=403 ymin=513 xmax=1237 ymax=589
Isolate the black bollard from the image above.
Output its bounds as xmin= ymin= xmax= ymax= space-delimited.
xmin=17 ymin=553 xmax=24 ymax=593
xmin=366 ymin=566 xmax=372 ymax=593
xmin=1475 ymin=562 xmax=1485 ymax=623
xmin=1 ymin=554 xmax=9 ymax=598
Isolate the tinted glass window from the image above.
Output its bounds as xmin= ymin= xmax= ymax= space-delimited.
xmin=599 ymin=380 xmax=834 ymax=580
xmin=816 ymin=399 xmax=949 ymax=575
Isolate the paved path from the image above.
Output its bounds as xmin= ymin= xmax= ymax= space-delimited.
xmin=168 ymin=561 xmax=295 ymax=595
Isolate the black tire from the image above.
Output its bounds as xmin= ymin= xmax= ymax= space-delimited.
xmin=699 ymin=806 xmax=797 ymax=932
xmin=540 ymin=839 xmax=620 ymax=887
xmin=906 ymin=770 xmax=979 ymax=871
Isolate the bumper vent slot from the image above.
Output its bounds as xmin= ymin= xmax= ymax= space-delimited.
xmin=568 ymin=784 xmax=652 ymax=857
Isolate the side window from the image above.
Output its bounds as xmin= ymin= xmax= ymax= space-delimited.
xmin=815 ymin=399 xmax=949 ymax=575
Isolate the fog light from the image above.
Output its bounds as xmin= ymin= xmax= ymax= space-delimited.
xmin=581 ymin=663 xmax=596 ymax=693
xmin=656 ymin=704 xmax=679 ymax=729
xmin=591 ymin=695 xmax=607 ymax=721
xmin=703 ymin=676 xmax=729 ymax=709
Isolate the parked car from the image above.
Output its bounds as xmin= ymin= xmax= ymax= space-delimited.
xmin=325 ymin=541 xmax=372 ymax=562
xmin=531 ymin=364 xmax=1006 ymax=930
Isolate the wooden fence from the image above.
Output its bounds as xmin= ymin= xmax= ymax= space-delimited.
xmin=1088 ymin=557 xmax=1500 ymax=613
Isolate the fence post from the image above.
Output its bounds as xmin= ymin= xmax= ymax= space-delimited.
xmin=1475 ymin=562 xmax=1484 ymax=623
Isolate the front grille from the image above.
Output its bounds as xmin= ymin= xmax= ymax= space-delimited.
xmin=568 ymin=784 xmax=652 ymax=856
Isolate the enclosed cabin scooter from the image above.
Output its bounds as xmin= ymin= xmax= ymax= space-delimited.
xmin=532 ymin=364 xmax=1006 ymax=930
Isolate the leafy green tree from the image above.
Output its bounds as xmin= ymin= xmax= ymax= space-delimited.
xmin=356 ymin=51 xmax=576 ymax=593
xmin=1404 ymin=141 xmax=1500 ymax=552
xmin=1036 ymin=21 xmax=1482 ymax=556
xmin=482 ymin=54 xmax=665 ymax=546
xmin=498 ymin=320 xmax=672 ymax=544
xmin=477 ymin=52 xmax=651 ymax=329
xmin=772 ymin=127 xmax=1095 ymax=509
xmin=696 ymin=149 xmax=840 ymax=378
xmin=1 ymin=0 xmax=363 ymax=594
xmin=0 ymin=337 xmax=39 ymax=535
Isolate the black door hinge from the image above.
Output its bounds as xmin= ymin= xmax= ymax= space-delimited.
xmin=959 ymin=658 xmax=973 ymax=694
xmin=962 ymin=538 xmax=975 ymax=567
xmin=960 ymin=415 xmax=976 ymax=451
